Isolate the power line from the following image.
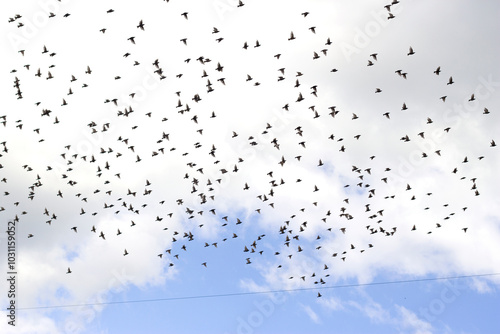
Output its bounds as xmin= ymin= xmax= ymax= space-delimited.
xmin=16 ymin=272 xmax=500 ymax=311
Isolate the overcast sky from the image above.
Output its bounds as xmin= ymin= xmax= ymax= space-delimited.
xmin=1 ymin=0 xmax=500 ymax=333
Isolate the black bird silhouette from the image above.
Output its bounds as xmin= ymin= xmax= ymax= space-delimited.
xmin=137 ymin=20 xmax=145 ymax=30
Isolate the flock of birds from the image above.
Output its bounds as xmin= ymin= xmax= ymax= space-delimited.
xmin=4 ymin=0 xmax=497 ymax=298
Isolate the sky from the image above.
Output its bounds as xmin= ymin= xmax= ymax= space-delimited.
xmin=1 ymin=0 xmax=500 ymax=333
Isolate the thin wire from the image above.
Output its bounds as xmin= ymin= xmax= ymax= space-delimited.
xmin=16 ymin=272 xmax=500 ymax=311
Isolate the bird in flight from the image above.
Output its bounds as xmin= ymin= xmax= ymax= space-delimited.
xmin=137 ymin=20 xmax=145 ymax=30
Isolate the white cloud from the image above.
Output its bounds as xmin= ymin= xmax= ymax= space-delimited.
xmin=348 ymin=298 xmax=391 ymax=324
xmin=1 ymin=0 xmax=499 ymax=333
xmin=343 ymin=295 xmax=434 ymax=334
xmin=469 ymin=278 xmax=494 ymax=294
xmin=0 ymin=311 xmax=61 ymax=334
xmin=300 ymin=303 xmax=321 ymax=324
xmin=317 ymin=296 xmax=344 ymax=311
xmin=395 ymin=305 xmax=433 ymax=334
